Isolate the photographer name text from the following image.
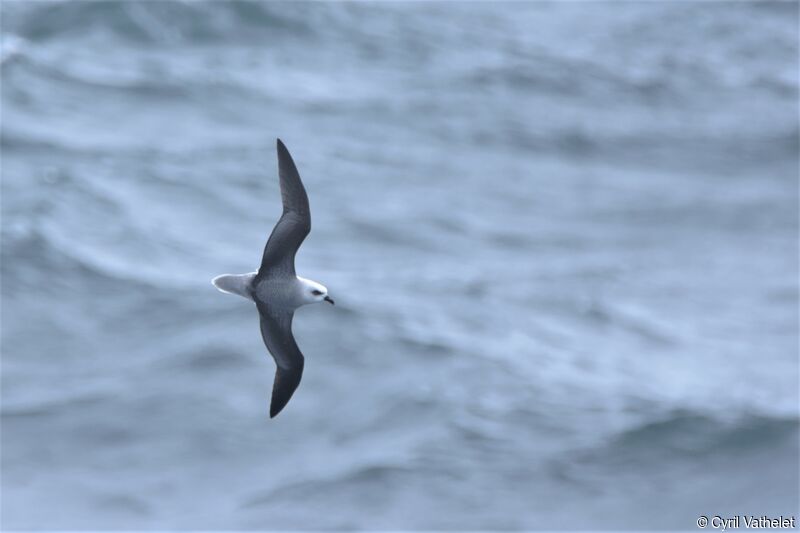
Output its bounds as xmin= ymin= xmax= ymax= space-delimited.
xmin=697 ymin=515 xmax=796 ymax=531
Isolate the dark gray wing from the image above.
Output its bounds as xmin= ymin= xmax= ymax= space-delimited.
xmin=256 ymin=303 xmax=305 ymax=418
xmin=256 ymin=139 xmax=310 ymax=281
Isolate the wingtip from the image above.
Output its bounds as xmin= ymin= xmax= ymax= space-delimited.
xmin=269 ymin=403 xmax=281 ymax=418
xmin=276 ymin=138 xmax=285 ymax=150
xmin=269 ymin=391 xmax=293 ymax=418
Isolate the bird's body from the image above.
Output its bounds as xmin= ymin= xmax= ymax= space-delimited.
xmin=212 ymin=139 xmax=333 ymax=418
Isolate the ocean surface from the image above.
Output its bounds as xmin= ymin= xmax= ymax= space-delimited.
xmin=1 ymin=1 xmax=798 ymax=530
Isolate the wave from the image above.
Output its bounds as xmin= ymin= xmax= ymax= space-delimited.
xmin=0 ymin=33 xmax=27 ymax=66
xmin=0 ymin=130 xmax=68 ymax=154
xmin=580 ymin=410 xmax=799 ymax=467
xmin=241 ymin=463 xmax=416 ymax=510
xmin=488 ymin=122 xmax=800 ymax=169
xmin=20 ymin=56 xmax=190 ymax=99
xmin=2 ymin=51 xmax=251 ymax=105
xmin=2 ymin=224 xmax=165 ymax=294
xmin=6 ymin=1 xmax=313 ymax=45
xmin=465 ymin=55 xmax=679 ymax=104
xmin=0 ymin=392 xmax=110 ymax=420
xmin=463 ymin=47 xmax=796 ymax=106
xmin=158 ymin=345 xmax=258 ymax=373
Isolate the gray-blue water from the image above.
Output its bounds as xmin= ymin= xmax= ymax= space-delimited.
xmin=2 ymin=1 xmax=798 ymax=530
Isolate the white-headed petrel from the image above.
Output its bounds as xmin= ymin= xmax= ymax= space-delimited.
xmin=212 ymin=139 xmax=334 ymax=418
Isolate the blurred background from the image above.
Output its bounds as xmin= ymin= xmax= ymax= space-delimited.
xmin=1 ymin=1 xmax=798 ymax=530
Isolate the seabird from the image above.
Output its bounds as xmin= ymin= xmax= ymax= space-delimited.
xmin=212 ymin=139 xmax=334 ymax=418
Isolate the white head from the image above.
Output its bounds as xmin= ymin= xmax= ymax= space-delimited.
xmin=297 ymin=277 xmax=334 ymax=306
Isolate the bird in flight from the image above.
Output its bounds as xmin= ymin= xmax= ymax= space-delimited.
xmin=212 ymin=139 xmax=334 ymax=418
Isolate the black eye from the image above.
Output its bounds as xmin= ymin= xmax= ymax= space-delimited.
xmin=311 ymin=289 xmax=323 ymax=296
